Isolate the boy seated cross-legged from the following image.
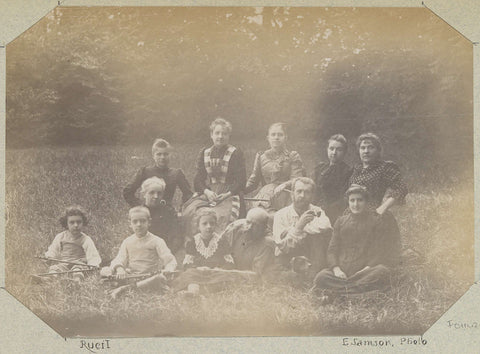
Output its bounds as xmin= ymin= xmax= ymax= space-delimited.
xmin=101 ymin=206 xmax=177 ymax=299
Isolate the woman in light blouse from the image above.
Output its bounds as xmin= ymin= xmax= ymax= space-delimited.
xmin=245 ymin=123 xmax=305 ymax=212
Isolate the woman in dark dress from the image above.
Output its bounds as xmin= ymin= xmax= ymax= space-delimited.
xmin=349 ymin=133 xmax=408 ymax=214
xmin=181 ymin=118 xmax=247 ymax=236
xmin=312 ymin=134 xmax=352 ymax=224
xmin=140 ymin=177 xmax=182 ymax=255
xmin=123 ymin=138 xmax=193 ymax=209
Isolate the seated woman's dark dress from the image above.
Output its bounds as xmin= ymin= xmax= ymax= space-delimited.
xmin=312 ymin=161 xmax=352 ymax=224
xmin=348 ymin=160 xmax=408 ymax=252
xmin=124 ymin=165 xmax=193 ymax=208
xmin=193 ymin=145 xmax=246 ymax=199
xmin=312 ymin=210 xmax=401 ymax=295
xmin=181 ymin=144 xmax=246 ymax=236
xmin=349 ymin=160 xmax=407 ymax=209
xmin=146 ymin=204 xmax=182 ymax=254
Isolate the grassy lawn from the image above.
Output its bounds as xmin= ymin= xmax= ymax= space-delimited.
xmin=4 ymin=141 xmax=474 ymax=337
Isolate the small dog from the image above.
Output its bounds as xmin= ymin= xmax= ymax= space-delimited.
xmin=290 ymin=256 xmax=312 ymax=276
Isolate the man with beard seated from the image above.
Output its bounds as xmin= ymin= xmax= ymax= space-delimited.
xmin=272 ymin=177 xmax=332 ymax=281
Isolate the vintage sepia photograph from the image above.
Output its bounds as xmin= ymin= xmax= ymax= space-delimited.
xmin=4 ymin=6 xmax=474 ymax=337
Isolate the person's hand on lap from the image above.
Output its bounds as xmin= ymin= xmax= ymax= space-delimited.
xmin=333 ymin=266 xmax=347 ymax=279
xmin=215 ymin=192 xmax=231 ymax=203
xmin=204 ymin=189 xmax=217 ymax=203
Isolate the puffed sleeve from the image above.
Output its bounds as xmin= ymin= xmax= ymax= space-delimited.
xmin=383 ymin=161 xmax=408 ymax=204
xmin=123 ymin=167 xmax=146 ymax=207
xmin=289 ymin=151 xmax=306 ymax=179
xmin=82 ymin=236 xmax=102 ymax=267
xmin=193 ymin=148 xmax=208 ymax=194
xmin=45 ymin=232 xmax=63 ymax=259
xmin=281 ymin=151 xmax=306 ymax=191
xmin=245 ymin=152 xmax=263 ymax=194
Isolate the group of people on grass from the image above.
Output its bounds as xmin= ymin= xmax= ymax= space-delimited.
xmin=40 ymin=117 xmax=407 ymax=302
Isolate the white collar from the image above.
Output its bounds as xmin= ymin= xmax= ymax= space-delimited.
xmin=194 ymin=232 xmax=222 ymax=259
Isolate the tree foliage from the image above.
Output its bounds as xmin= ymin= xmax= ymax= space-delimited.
xmin=7 ymin=7 xmax=472 ymax=168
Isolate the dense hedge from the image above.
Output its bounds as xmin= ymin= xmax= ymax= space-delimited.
xmin=6 ymin=7 xmax=472 ymax=168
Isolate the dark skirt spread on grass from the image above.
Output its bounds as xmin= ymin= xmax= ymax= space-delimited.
xmin=312 ymin=161 xmax=352 ymax=224
xmin=182 ymin=144 xmax=246 ymax=236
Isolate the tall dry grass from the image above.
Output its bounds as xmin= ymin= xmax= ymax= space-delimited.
xmin=5 ymin=142 xmax=474 ymax=336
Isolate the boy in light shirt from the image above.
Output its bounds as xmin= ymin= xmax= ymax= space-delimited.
xmin=103 ymin=206 xmax=177 ymax=298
